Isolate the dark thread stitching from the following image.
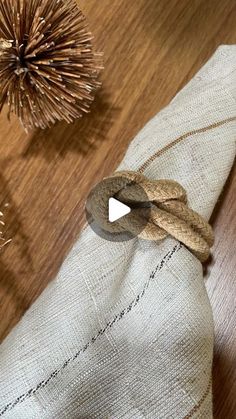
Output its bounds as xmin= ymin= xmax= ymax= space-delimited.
xmin=183 ymin=378 xmax=212 ymax=419
xmin=0 ymin=243 xmax=181 ymax=416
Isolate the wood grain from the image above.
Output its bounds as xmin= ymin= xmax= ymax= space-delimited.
xmin=0 ymin=0 xmax=235 ymax=417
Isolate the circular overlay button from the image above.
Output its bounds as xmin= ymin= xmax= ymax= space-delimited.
xmin=85 ymin=173 xmax=151 ymax=242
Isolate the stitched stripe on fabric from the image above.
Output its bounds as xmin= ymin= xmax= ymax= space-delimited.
xmin=0 ymin=243 xmax=181 ymax=416
xmin=138 ymin=116 xmax=236 ymax=173
xmin=183 ymin=378 xmax=212 ymax=419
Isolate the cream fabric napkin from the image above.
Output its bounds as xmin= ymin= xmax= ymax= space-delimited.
xmin=0 ymin=46 xmax=236 ymax=419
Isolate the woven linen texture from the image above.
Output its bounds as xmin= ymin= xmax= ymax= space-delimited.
xmin=0 ymin=46 xmax=236 ymax=418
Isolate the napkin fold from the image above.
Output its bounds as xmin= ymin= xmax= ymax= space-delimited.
xmin=0 ymin=46 xmax=236 ymax=419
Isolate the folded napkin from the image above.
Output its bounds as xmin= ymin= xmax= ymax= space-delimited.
xmin=0 ymin=46 xmax=235 ymax=419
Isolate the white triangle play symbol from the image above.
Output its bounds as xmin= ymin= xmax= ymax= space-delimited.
xmin=108 ymin=197 xmax=131 ymax=223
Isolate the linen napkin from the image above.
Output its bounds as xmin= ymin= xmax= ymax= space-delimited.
xmin=0 ymin=45 xmax=235 ymax=419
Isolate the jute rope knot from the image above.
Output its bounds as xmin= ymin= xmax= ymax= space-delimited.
xmin=88 ymin=171 xmax=214 ymax=262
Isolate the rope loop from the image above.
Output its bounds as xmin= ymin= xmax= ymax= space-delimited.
xmin=88 ymin=170 xmax=214 ymax=262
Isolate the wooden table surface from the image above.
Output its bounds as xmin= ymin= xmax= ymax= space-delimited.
xmin=0 ymin=0 xmax=235 ymax=417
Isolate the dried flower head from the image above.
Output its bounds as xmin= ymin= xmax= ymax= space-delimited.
xmin=0 ymin=0 xmax=102 ymax=130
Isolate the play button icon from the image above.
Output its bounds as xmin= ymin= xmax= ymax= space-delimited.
xmin=108 ymin=198 xmax=131 ymax=222
xmin=85 ymin=172 xmax=151 ymax=242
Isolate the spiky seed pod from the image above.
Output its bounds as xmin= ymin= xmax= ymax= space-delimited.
xmin=0 ymin=0 xmax=102 ymax=130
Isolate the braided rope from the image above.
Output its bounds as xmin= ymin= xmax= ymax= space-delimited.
xmin=88 ymin=171 xmax=214 ymax=262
